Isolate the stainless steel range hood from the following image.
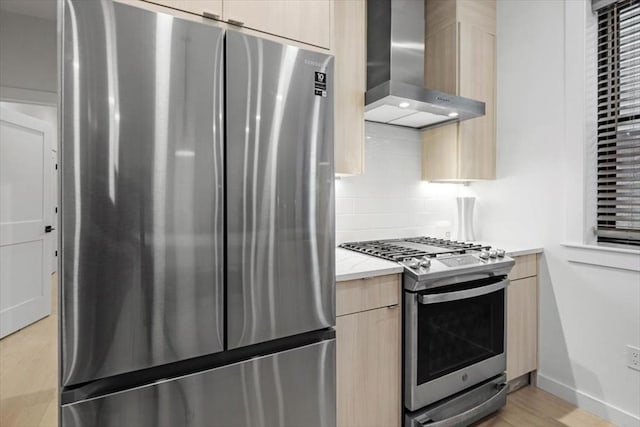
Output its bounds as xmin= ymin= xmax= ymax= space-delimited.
xmin=366 ymin=0 xmax=485 ymax=130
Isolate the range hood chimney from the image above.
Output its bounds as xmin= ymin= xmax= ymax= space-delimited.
xmin=366 ymin=0 xmax=485 ymax=129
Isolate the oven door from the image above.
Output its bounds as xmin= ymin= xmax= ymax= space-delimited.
xmin=404 ymin=276 xmax=507 ymax=411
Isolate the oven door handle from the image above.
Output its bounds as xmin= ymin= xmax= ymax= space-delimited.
xmin=417 ymin=279 xmax=507 ymax=305
xmin=417 ymin=382 xmax=508 ymax=427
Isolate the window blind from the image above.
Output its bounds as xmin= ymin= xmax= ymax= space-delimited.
xmin=596 ymin=0 xmax=640 ymax=246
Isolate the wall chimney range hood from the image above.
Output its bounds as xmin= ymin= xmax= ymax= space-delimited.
xmin=366 ymin=0 xmax=485 ymax=130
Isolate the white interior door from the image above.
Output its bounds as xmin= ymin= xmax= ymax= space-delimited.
xmin=0 ymin=107 xmax=53 ymax=338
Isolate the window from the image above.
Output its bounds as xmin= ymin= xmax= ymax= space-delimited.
xmin=594 ymin=0 xmax=640 ymax=246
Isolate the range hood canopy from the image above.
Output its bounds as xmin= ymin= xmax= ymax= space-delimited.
xmin=366 ymin=0 xmax=485 ymax=130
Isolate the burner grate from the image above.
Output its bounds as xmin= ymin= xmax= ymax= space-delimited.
xmin=339 ymin=237 xmax=492 ymax=262
xmin=403 ymin=237 xmax=490 ymax=252
xmin=339 ymin=241 xmax=430 ymax=262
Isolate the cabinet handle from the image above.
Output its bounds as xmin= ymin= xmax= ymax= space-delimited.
xmin=227 ymin=18 xmax=245 ymax=26
xmin=202 ymin=11 xmax=221 ymax=20
xmin=386 ymin=304 xmax=399 ymax=309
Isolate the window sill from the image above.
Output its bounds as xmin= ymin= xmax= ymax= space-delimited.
xmin=562 ymin=243 xmax=640 ymax=272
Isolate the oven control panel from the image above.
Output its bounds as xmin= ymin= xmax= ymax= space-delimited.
xmin=400 ymin=251 xmax=514 ymax=283
xmin=401 ymin=253 xmax=492 ymax=271
xmin=438 ymin=254 xmax=482 ymax=267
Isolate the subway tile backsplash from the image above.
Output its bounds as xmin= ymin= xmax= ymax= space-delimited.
xmin=335 ymin=123 xmax=462 ymax=244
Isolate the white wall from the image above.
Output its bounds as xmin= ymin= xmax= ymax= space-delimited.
xmin=0 ymin=10 xmax=57 ymax=95
xmin=335 ymin=123 xmax=462 ymax=244
xmin=0 ymin=9 xmax=59 ymax=274
xmin=469 ymin=1 xmax=640 ymax=425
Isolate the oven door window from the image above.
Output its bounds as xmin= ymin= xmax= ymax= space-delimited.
xmin=416 ymin=287 xmax=504 ymax=385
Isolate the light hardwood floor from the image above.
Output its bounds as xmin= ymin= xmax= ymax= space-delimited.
xmin=474 ymin=386 xmax=615 ymax=427
xmin=0 ymin=274 xmax=57 ymax=427
xmin=0 ymin=274 xmax=615 ymax=427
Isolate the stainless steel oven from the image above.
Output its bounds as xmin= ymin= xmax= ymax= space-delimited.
xmin=337 ymin=237 xmax=514 ymax=426
xmin=404 ymin=274 xmax=508 ymax=412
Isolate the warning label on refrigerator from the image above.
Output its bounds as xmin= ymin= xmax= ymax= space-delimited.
xmin=314 ymin=72 xmax=327 ymax=97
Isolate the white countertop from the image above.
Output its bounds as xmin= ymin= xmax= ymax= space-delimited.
xmin=474 ymin=242 xmax=544 ymax=258
xmin=335 ymin=243 xmax=544 ymax=282
xmin=335 ymin=248 xmax=404 ymax=282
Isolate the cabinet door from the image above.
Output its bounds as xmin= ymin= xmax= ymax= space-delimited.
xmin=422 ymin=3 xmax=496 ymax=182
xmin=144 ymin=0 xmax=223 ymax=18
xmin=422 ymin=124 xmax=459 ymax=181
xmin=337 ymin=306 xmax=401 ymax=427
xmin=223 ymin=0 xmax=331 ymax=49
xmin=334 ymin=0 xmax=365 ymax=175
xmin=507 ymin=277 xmax=538 ymax=381
xmin=458 ymin=23 xmax=496 ymax=180
xmin=424 ymin=22 xmax=458 ymax=94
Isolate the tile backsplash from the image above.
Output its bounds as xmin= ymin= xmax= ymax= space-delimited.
xmin=335 ymin=123 xmax=463 ymax=244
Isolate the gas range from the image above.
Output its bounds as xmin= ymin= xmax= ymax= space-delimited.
xmin=339 ymin=237 xmax=514 ymax=290
xmin=341 ymin=237 xmax=515 ymax=424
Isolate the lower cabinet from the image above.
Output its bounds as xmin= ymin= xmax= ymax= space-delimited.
xmin=506 ymin=254 xmax=539 ymax=382
xmin=336 ymin=275 xmax=401 ymax=427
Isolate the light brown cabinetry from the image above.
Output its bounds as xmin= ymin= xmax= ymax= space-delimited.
xmin=506 ymin=254 xmax=539 ymax=382
xmin=144 ymin=0 xmax=222 ymax=18
xmin=142 ymin=0 xmax=332 ymax=49
xmin=224 ymin=1 xmax=331 ymax=49
xmin=422 ymin=0 xmax=496 ymax=181
xmin=336 ymin=274 xmax=401 ymax=427
xmin=333 ymin=0 xmax=365 ymax=175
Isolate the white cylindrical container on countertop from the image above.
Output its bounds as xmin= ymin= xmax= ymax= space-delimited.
xmin=455 ymin=196 xmax=476 ymax=241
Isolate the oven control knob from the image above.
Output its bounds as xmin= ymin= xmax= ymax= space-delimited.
xmin=406 ymin=258 xmax=419 ymax=268
xmin=489 ymin=249 xmax=497 ymax=258
xmin=496 ymin=249 xmax=506 ymax=258
xmin=420 ymin=258 xmax=431 ymax=268
xmin=479 ymin=251 xmax=490 ymax=260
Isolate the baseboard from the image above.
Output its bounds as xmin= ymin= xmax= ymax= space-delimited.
xmin=537 ymin=373 xmax=640 ymax=427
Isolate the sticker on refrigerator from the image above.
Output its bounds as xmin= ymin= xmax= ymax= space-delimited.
xmin=314 ymin=72 xmax=327 ymax=97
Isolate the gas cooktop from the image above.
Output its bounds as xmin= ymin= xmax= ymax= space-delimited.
xmin=339 ymin=237 xmax=492 ymax=262
xmin=339 ymin=237 xmax=514 ymax=288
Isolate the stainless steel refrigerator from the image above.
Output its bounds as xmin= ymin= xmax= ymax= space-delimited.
xmin=59 ymin=1 xmax=335 ymax=425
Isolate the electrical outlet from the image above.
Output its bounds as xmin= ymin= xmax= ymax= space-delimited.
xmin=627 ymin=345 xmax=640 ymax=371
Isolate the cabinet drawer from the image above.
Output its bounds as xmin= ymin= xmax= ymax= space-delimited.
xmin=337 ymin=274 xmax=400 ymax=317
xmin=508 ymin=254 xmax=537 ymax=281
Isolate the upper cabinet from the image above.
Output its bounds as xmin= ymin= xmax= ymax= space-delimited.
xmin=143 ymin=0 xmax=332 ymax=49
xmin=224 ymin=1 xmax=332 ymax=49
xmin=144 ymin=0 xmax=222 ymax=19
xmin=422 ymin=0 xmax=496 ymax=182
xmin=333 ymin=0 xmax=365 ymax=176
